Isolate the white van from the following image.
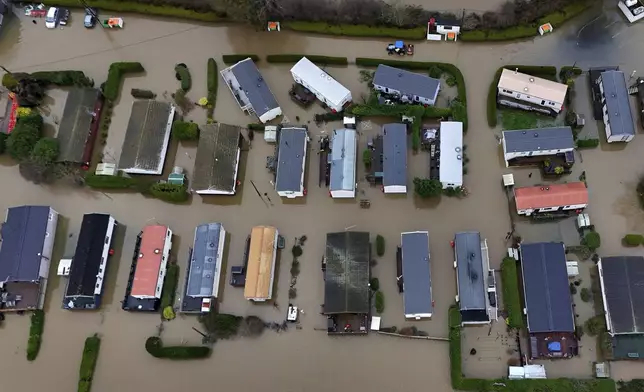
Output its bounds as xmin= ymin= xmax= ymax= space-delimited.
xmin=45 ymin=7 xmax=58 ymax=29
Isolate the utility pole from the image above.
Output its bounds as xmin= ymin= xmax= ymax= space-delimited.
xmin=77 ymin=0 xmax=104 ymax=29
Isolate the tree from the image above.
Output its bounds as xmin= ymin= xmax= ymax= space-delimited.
xmin=554 ymin=166 xmax=564 ymax=175
xmin=14 ymin=78 xmax=45 ymax=107
xmin=362 ymin=149 xmax=372 ymax=167
xmin=30 ymin=137 xmax=59 ymax=167
xmin=413 ymin=177 xmax=442 ymax=198
xmin=582 ymin=231 xmax=601 ymax=251
xmin=7 ymin=124 xmax=40 ymax=161
xmin=375 ymin=234 xmax=385 ymax=256
xmin=375 ymin=291 xmax=385 ymax=314
xmin=580 ymin=287 xmax=592 ymax=302
xmin=369 ymin=278 xmax=380 ymax=291
xmin=171 ymin=121 xmax=200 ymax=141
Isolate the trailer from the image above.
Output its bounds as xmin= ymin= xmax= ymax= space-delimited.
xmin=290 ymin=57 xmax=352 ymax=112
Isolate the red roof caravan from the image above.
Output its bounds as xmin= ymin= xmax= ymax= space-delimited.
xmin=514 ymin=182 xmax=588 ymax=216
xmin=131 ymin=225 xmax=173 ymax=299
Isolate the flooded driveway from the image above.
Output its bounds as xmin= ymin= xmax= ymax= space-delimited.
xmin=0 ymin=5 xmax=643 ymax=391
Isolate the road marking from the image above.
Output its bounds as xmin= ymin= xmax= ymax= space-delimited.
xmin=577 ymin=14 xmax=603 ymax=38
xmin=612 ymin=30 xmax=624 ymax=39
xmin=605 ymin=21 xmax=618 ymax=28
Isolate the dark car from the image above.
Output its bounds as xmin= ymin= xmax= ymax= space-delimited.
xmin=59 ymin=8 xmax=69 ymax=26
xmin=84 ymin=7 xmax=98 ymax=28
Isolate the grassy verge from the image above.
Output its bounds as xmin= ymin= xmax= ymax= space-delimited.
xmin=282 ymin=21 xmax=426 ymax=40
xmin=501 ymin=257 xmax=525 ymax=329
xmin=266 ymin=54 xmax=348 ymax=65
xmin=78 ymin=334 xmax=101 ymax=392
xmin=222 ymin=55 xmax=260 ymax=65
xmin=27 ymin=310 xmax=45 ymax=361
xmin=448 ymin=306 xmax=615 ymax=392
xmin=44 ymin=0 xmax=223 ymax=22
xmin=145 ymin=336 xmax=211 ymax=359
xmin=487 ymin=65 xmax=558 ymax=127
xmin=355 ymin=58 xmax=468 ymax=131
xmin=460 ymin=2 xmax=593 ymax=42
xmin=501 ymin=110 xmax=554 ymax=130
xmin=159 ymin=263 xmax=179 ymax=311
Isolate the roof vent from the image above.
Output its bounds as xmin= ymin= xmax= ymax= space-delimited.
xmin=258 ymin=77 xmax=263 ymax=82
xmin=546 ymin=187 xmax=550 ymax=190
xmin=209 ymin=242 xmax=215 ymax=248
xmin=455 ymin=147 xmax=461 ymax=152
xmin=524 ymin=87 xmax=529 ymax=92
xmin=522 ymin=131 xmax=526 ymax=134
xmin=457 ymin=155 xmax=462 ymax=160
xmin=540 ymin=187 xmax=545 ymax=190
xmin=529 ymin=77 xmax=535 ymax=83
xmin=154 ymin=249 xmax=160 ymax=254
xmin=208 ymin=257 xmax=213 ymax=262
xmin=611 ymin=93 xmax=616 ymax=97
xmin=139 ymin=253 xmax=144 ymax=258
xmin=534 ymin=133 xmax=539 ymax=137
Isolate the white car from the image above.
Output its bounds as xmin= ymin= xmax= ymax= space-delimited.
xmin=45 ymin=7 xmax=58 ymax=29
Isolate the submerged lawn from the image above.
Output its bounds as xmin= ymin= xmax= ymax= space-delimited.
xmin=500 ymin=109 xmax=556 ymax=131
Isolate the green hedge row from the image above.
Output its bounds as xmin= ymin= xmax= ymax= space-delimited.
xmin=27 ymin=310 xmax=45 ymax=361
xmin=206 ymin=58 xmax=217 ymax=120
xmin=576 ymin=138 xmax=599 ymax=149
xmin=222 ymin=55 xmax=260 ymax=65
xmin=175 ymin=64 xmax=191 ymax=92
xmin=78 ymin=335 xmax=101 ymax=392
xmin=31 ymin=71 xmax=93 ymax=87
xmin=501 ymin=257 xmax=525 ymax=329
xmin=159 ymin=263 xmax=179 ymax=311
xmin=145 ymin=336 xmax=211 ymax=359
xmin=84 ymin=172 xmax=137 ymax=189
xmin=623 ymin=234 xmax=644 ymax=247
xmin=103 ymin=62 xmax=145 ymax=101
xmin=487 ymin=65 xmax=558 ymax=127
xmin=355 ymin=58 xmax=467 ymax=131
xmin=149 ymin=183 xmax=189 ymax=203
xmin=266 ymin=54 xmax=348 ymax=65
xmin=172 ymin=121 xmax=200 ymax=141
xmin=560 ymin=66 xmax=583 ymax=82
xmin=448 ymin=306 xmax=615 ymax=392
xmin=460 ymin=2 xmax=592 ymax=42
xmin=247 ymin=123 xmax=265 ymax=131
xmin=314 ymin=112 xmax=345 ymax=123
xmin=349 ymin=103 xmax=451 ymax=119
xmin=282 ymin=21 xmax=426 ymax=40
xmin=44 ymin=0 xmax=223 ymax=22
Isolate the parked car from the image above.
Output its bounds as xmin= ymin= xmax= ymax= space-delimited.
xmin=44 ymin=7 xmax=59 ymax=29
xmin=84 ymin=7 xmax=97 ymax=28
xmin=59 ymin=8 xmax=70 ymax=26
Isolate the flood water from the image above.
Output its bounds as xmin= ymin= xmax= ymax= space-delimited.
xmin=1 ymin=5 xmax=644 ymax=391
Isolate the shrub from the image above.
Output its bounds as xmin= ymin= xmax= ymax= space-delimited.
xmin=131 ymin=88 xmax=155 ymax=99
xmin=582 ymin=231 xmax=601 ymax=251
xmin=17 ymin=112 xmax=44 ymax=129
xmin=222 ymin=55 xmax=260 ymax=65
xmin=78 ymin=335 xmax=101 ymax=392
xmin=349 ymin=103 xmax=451 ymax=119
xmin=162 ymin=306 xmax=176 ymax=321
xmin=172 ymin=121 xmax=199 ymax=141
xmin=2 ymin=73 xmax=18 ymax=89
xmin=585 ymin=315 xmax=606 ymax=337
xmin=560 ymin=66 xmax=583 ymax=82
xmin=374 ymin=291 xmax=385 ymax=314
xmin=580 ymin=287 xmax=592 ymax=302
xmin=103 ymin=62 xmax=145 ymax=101
xmin=247 ymin=123 xmax=265 ymax=131
xmin=30 ymin=137 xmax=59 ymax=167
xmin=292 ymin=245 xmax=303 ymax=258
xmin=175 ymin=64 xmax=191 ymax=92
xmin=362 ymin=149 xmax=372 ymax=166
xmin=501 ymin=257 xmax=524 ymax=329
xmin=369 ymin=278 xmax=380 ymax=291
xmin=84 ymin=172 xmax=138 ymax=189
xmin=29 ymin=70 xmax=93 ymax=87
xmin=623 ymin=234 xmax=644 ymax=247
xmin=145 ymin=337 xmax=211 ymax=359
xmin=199 ymin=313 xmax=243 ymax=340
xmin=413 ymin=178 xmax=442 ymax=198
xmin=150 ymin=183 xmax=189 ymax=203
xmin=282 ymin=21 xmax=426 ymax=40
xmin=445 ymin=75 xmax=457 ymax=87
xmin=7 ymin=122 xmax=41 ymax=161
xmin=159 ymin=263 xmax=179 ymax=311
xmin=206 ymin=58 xmax=217 ymax=120
xmin=428 ymin=65 xmax=443 ymax=79
xmin=576 ymin=138 xmax=599 ymax=148
xmin=375 ymin=234 xmax=385 ymax=256
xmin=27 ymin=310 xmax=45 ymax=361
xmin=266 ymin=54 xmax=348 ymax=65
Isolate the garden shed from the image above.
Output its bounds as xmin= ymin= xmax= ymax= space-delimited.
xmin=191 ymin=123 xmax=242 ymax=195
xmin=118 ymin=100 xmax=175 ymax=175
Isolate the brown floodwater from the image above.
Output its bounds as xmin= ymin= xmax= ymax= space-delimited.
xmin=1 ymin=6 xmax=644 ymax=391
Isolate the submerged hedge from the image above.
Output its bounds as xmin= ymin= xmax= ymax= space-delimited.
xmin=206 ymin=58 xmax=217 ymax=120
xmin=460 ymin=2 xmax=592 ymax=42
xmin=103 ymin=62 xmax=145 ymax=101
xmin=145 ymin=336 xmax=211 ymax=359
xmin=27 ymin=310 xmax=45 ymax=361
xmin=501 ymin=257 xmax=524 ymax=329
xmin=222 ymin=55 xmax=260 ymax=65
xmin=266 ymin=54 xmax=348 ymax=65
xmin=78 ymin=335 xmax=101 ymax=392
xmin=282 ymin=21 xmax=426 ymax=40
xmin=159 ymin=263 xmax=179 ymax=311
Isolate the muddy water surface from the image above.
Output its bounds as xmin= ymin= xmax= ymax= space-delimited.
xmin=1 ymin=6 xmax=644 ymax=391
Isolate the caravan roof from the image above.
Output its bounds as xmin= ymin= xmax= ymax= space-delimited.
xmin=244 ymin=226 xmax=278 ymax=300
xmin=291 ymin=57 xmax=351 ymax=107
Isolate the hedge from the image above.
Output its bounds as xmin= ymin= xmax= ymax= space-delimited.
xmin=131 ymin=88 xmax=155 ymax=99
xmin=349 ymin=103 xmax=451 ymax=119
xmin=623 ymin=234 xmax=644 ymax=247
xmin=355 ymin=58 xmax=467 ymax=131
xmin=149 ymin=183 xmax=189 ymax=203
xmin=103 ymin=62 xmax=145 ymax=101
xmin=172 ymin=121 xmax=199 ymax=141
xmin=448 ymin=306 xmax=615 ymax=392
xmin=282 ymin=21 xmax=425 ymax=39
xmin=222 ymin=55 xmax=260 ymax=65
xmin=174 ymin=64 xmax=191 ymax=92
xmin=501 ymin=257 xmax=524 ymax=329
xmin=145 ymin=336 xmax=211 ymax=359
xmin=374 ymin=291 xmax=385 ymax=314
xmin=560 ymin=66 xmax=583 ymax=82
xmin=576 ymin=138 xmax=599 ymax=148
xmin=84 ymin=172 xmax=136 ymax=189
xmin=315 ymin=112 xmax=345 ymax=123
xmin=487 ymin=65 xmax=558 ymax=127
xmin=78 ymin=335 xmax=101 ymax=392
xmin=159 ymin=263 xmax=179 ymax=311
xmin=375 ymin=234 xmax=385 ymax=256
xmin=247 ymin=123 xmax=265 ymax=131
xmin=266 ymin=54 xmax=348 ymax=65
xmin=43 ymin=0 xmax=223 ymax=22
xmin=27 ymin=310 xmax=45 ymax=361
xmin=30 ymin=70 xmax=93 ymax=87
xmin=460 ymin=2 xmax=592 ymax=42
xmin=206 ymin=58 xmax=217 ymax=120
